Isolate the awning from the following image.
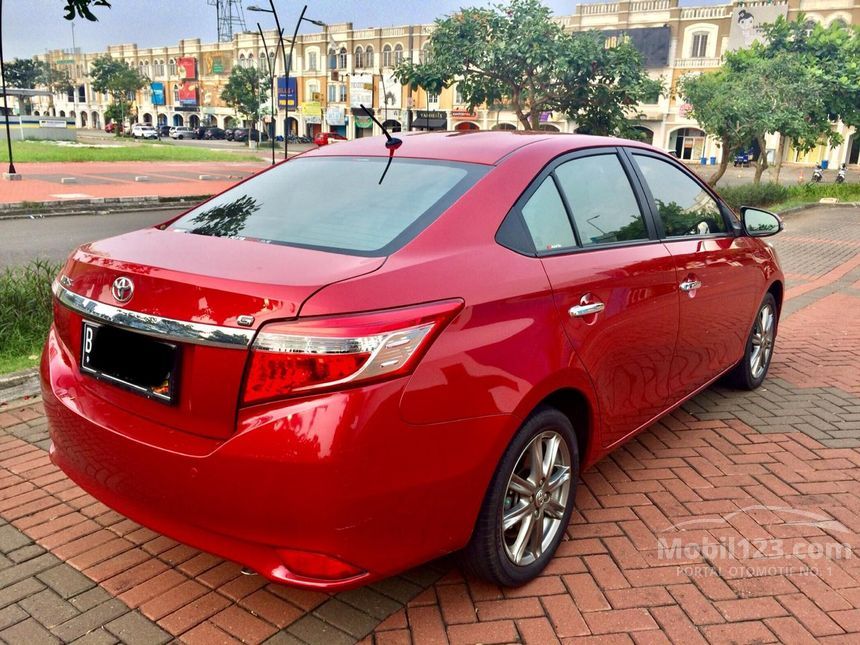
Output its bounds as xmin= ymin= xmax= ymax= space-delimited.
xmin=413 ymin=118 xmax=447 ymax=130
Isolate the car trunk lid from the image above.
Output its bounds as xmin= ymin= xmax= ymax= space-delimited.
xmin=53 ymin=227 xmax=385 ymax=439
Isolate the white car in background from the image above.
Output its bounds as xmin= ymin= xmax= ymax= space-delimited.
xmin=170 ymin=126 xmax=197 ymax=140
xmin=131 ymin=124 xmax=157 ymax=139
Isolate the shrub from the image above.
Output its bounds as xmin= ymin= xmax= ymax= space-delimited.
xmin=717 ymin=182 xmax=789 ymax=210
xmin=0 ymin=260 xmax=60 ymax=372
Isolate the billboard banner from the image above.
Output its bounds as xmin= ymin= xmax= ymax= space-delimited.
xmin=178 ymin=57 xmax=197 ymax=80
xmin=728 ymin=3 xmax=789 ymax=50
xmin=178 ymin=81 xmax=198 ymax=107
xmin=202 ymin=52 xmax=231 ymax=76
xmin=349 ymin=73 xmax=373 ymax=108
xmin=326 ymin=106 xmax=345 ymax=126
xmin=150 ymin=82 xmax=165 ymax=106
xmin=277 ymin=77 xmax=298 ymax=110
xmin=380 ymin=74 xmax=401 ymax=109
xmin=598 ymin=26 xmax=671 ymax=68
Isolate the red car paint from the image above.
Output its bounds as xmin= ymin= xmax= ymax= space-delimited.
xmin=41 ymin=131 xmax=784 ymax=590
xmin=313 ymin=131 xmax=347 ymax=146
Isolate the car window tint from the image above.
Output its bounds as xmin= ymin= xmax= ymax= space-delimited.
xmin=168 ymin=157 xmax=487 ymax=256
xmin=520 ymin=177 xmax=577 ymax=252
xmin=633 ymin=154 xmax=727 ymax=236
xmin=554 ymin=154 xmax=648 ymax=246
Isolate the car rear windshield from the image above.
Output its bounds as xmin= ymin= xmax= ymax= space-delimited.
xmin=168 ymin=156 xmax=487 ymax=256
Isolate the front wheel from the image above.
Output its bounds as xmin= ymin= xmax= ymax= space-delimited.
xmin=725 ymin=293 xmax=778 ymax=390
xmin=462 ymin=407 xmax=578 ymax=586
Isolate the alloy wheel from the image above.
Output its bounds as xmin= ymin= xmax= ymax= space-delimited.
xmin=502 ymin=430 xmax=572 ymax=566
xmin=750 ymin=302 xmax=775 ymax=379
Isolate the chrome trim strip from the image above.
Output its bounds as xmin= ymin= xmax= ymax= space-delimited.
xmin=53 ymin=282 xmax=255 ymax=350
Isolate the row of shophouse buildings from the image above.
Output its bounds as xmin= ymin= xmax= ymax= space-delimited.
xmin=27 ymin=0 xmax=860 ymax=167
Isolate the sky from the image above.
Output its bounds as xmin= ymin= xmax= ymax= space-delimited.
xmin=2 ymin=0 xmax=723 ymax=60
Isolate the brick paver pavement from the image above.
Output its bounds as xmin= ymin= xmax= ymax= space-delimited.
xmin=0 ymin=205 xmax=857 ymax=644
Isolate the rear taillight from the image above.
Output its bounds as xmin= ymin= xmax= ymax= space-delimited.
xmin=242 ymin=299 xmax=463 ymax=405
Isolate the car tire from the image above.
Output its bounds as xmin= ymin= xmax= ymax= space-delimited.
xmin=178 ymin=135 xmax=184 ymax=140
xmin=725 ymin=292 xmax=778 ymax=390
xmin=461 ymin=406 xmax=578 ymax=587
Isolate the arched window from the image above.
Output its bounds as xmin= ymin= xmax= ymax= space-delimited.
xmin=338 ymin=83 xmax=347 ymax=102
xmin=168 ymin=59 xmax=176 ymax=76
xmin=328 ymin=48 xmax=336 ymax=70
xmin=365 ymin=46 xmax=374 ymax=68
xmin=354 ymin=46 xmax=363 ymax=69
xmin=394 ymin=44 xmax=403 ymax=65
xmin=259 ymin=50 xmax=268 ymax=71
xmin=382 ymin=44 xmax=392 ymax=67
xmin=421 ymin=43 xmax=432 ymax=64
xmin=306 ymin=50 xmax=318 ymax=71
xmin=338 ymin=47 xmax=347 ymax=69
xmin=173 ymin=84 xmax=179 ymax=102
xmin=247 ymin=53 xmax=254 ymax=69
xmin=239 ymin=53 xmax=246 ymax=68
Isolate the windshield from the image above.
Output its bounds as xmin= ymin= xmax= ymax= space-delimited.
xmin=168 ymin=156 xmax=487 ymax=256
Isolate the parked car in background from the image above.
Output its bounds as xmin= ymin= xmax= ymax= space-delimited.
xmin=131 ymin=124 xmax=157 ymax=140
xmin=203 ymin=127 xmax=227 ymax=140
xmin=104 ymin=122 xmax=123 ymax=134
xmin=314 ymin=132 xmax=347 ymax=146
xmin=43 ymin=132 xmax=784 ymax=592
xmin=157 ymin=125 xmax=171 ymax=138
xmin=170 ymin=126 xmax=196 ymax=140
xmin=734 ymin=150 xmax=751 ymax=167
xmin=232 ymin=128 xmax=268 ymax=143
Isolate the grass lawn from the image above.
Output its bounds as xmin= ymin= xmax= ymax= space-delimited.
xmin=0 ymin=261 xmax=59 ymax=376
xmin=718 ymin=181 xmax=860 ymax=213
xmin=0 ymin=139 xmax=264 ymax=163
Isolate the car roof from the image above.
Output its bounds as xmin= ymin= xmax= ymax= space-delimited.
xmin=302 ymin=130 xmax=654 ymax=165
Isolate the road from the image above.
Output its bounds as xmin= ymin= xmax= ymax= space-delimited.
xmin=0 ymin=208 xmax=183 ymax=269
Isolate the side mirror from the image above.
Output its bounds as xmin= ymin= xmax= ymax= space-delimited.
xmin=741 ymin=206 xmax=783 ymax=237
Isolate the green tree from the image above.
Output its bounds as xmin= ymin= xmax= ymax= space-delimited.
xmin=220 ymin=66 xmax=268 ymax=142
xmin=394 ymin=0 xmax=660 ymax=135
xmin=89 ymin=56 xmax=147 ymax=134
xmin=63 ymin=0 xmax=111 ymax=21
xmin=5 ymin=58 xmax=45 ymax=89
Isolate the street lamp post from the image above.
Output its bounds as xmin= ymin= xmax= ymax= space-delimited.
xmin=0 ymin=0 xmax=19 ymax=177
xmin=248 ymin=3 xmax=325 ymax=160
xmin=256 ymin=23 xmax=281 ymax=166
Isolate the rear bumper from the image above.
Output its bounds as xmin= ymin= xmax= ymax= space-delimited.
xmin=41 ymin=325 xmax=511 ymax=590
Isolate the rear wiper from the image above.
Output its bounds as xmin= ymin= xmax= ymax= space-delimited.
xmin=359 ymin=104 xmax=402 ymax=185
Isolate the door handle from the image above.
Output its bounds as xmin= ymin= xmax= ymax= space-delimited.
xmin=569 ymin=302 xmax=605 ymax=317
xmin=679 ymin=279 xmax=702 ymax=292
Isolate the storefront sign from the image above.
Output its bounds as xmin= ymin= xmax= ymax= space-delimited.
xmin=300 ymin=101 xmax=322 ymax=123
xmin=326 ymin=106 xmax=345 ymax=126
xmin=355 ymin=116 xmax=373 ymax=129
xmin=178 ymin=81 xmax=198 ymax=107
xmin=150 ymin=82 xmax=165 ymax=106
xmin=414 ymin=110 xmax=447 ymax=130
xmin=349 ymin=73 xmax=373 ymax=108
xmin=178 ymin=57 xmax=197 ymax=80
xmin=451 ymin=109 xmax=477 ymax=118
xmin=277 ymin=77 xmax=297 ymax=110
xmin=728 ymin=3 xmax=788 ymax=50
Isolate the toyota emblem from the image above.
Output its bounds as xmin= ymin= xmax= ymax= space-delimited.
xmin=111 ymin=276 xmax=134 ymax=303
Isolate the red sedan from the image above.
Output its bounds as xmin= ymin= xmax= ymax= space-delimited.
xmin=313 ymin=131 xmax=347 ymax=146
xmin=41 ymin=132 xmax=784 ymax=590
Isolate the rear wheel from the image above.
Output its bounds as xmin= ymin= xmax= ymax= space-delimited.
xmin=726 ymin=293 xmax=778 ymax=390
xmin=462 ymin=407 xmax=578 ymax=586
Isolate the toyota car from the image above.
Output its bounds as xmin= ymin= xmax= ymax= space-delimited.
xmin=42 ymin=131 xmax=784 ymax=590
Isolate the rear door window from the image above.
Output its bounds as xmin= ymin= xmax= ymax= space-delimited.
xmin=169 ymin=157 xmax=487 ymax=256
xmin=553 ymin=154 xmax=649 ymax=246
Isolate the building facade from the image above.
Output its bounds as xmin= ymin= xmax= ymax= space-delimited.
xmin=29 ymin=0 xmax=859 ymax=166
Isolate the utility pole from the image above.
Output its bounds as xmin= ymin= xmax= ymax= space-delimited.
xmin=0 ymin=0 xmax=19 ymax=178
xmin=71 ymin=22 xmax=78 ymax=128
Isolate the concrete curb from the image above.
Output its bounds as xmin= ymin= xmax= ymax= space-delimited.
xmin=0 ymin=368 xmax=40 ymax=404
xmin=0 ymin=195 xmax=213 ymax=220
xmin=777 ymin=201 xmax=860 ymax=216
